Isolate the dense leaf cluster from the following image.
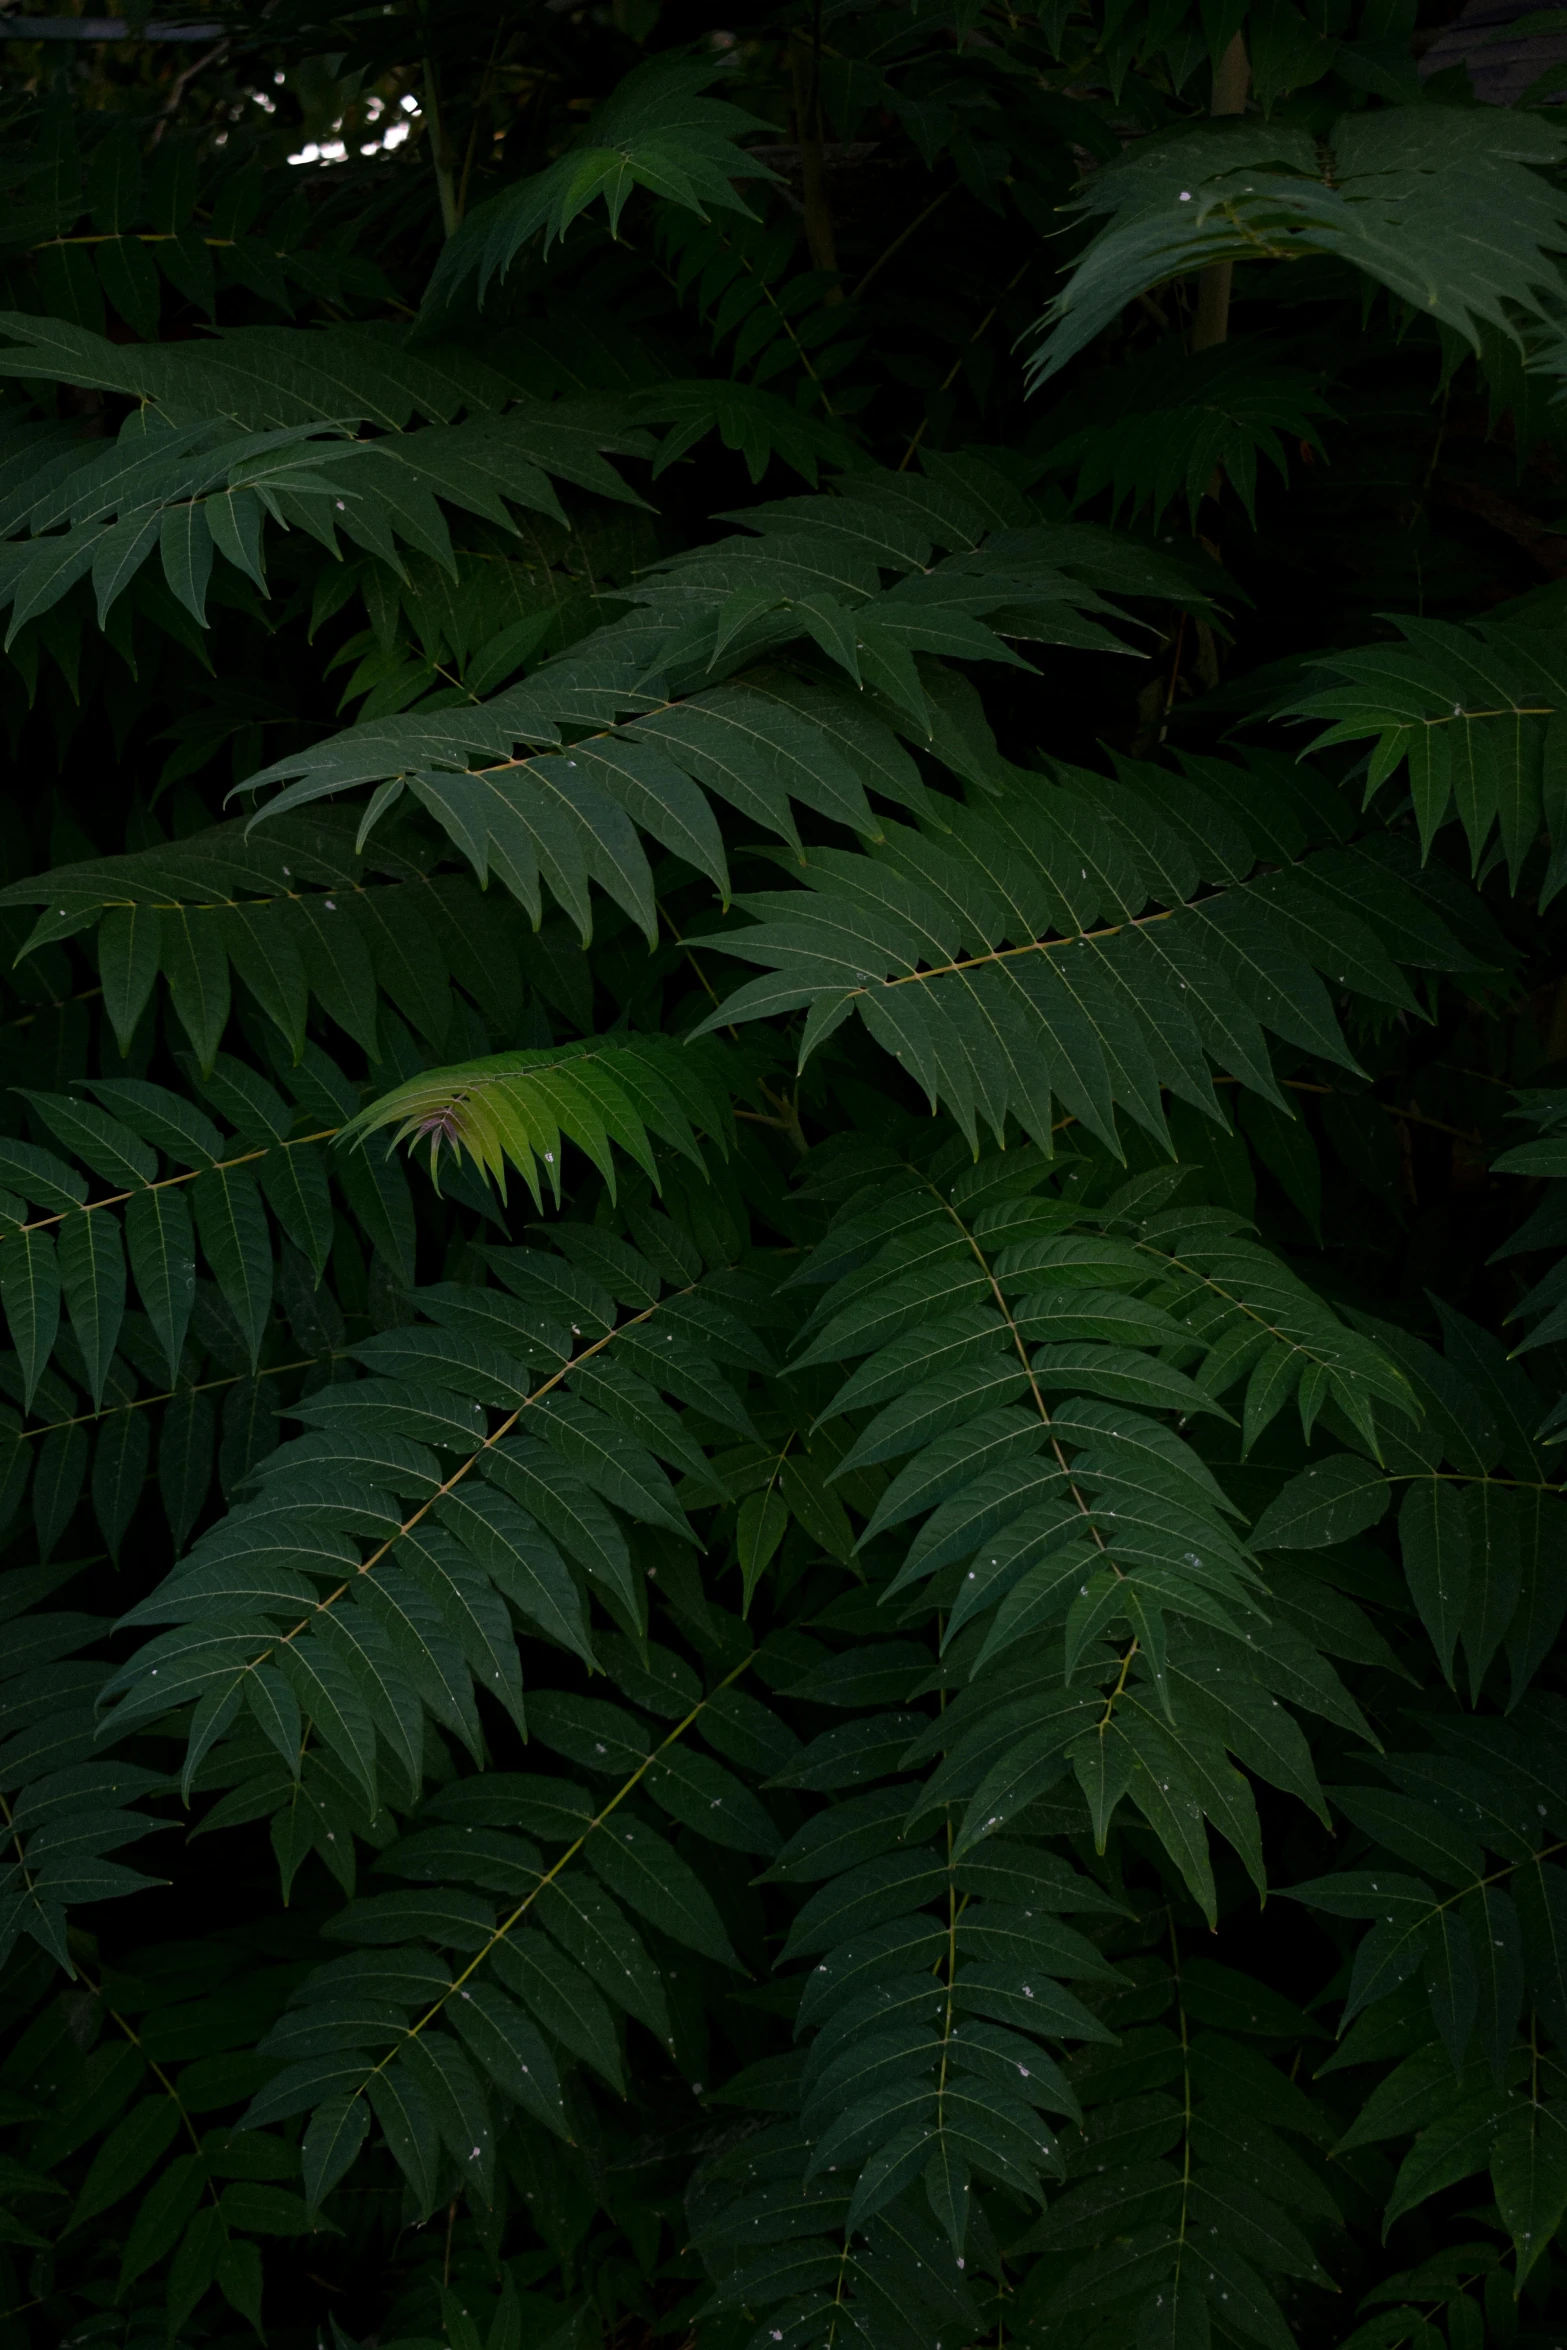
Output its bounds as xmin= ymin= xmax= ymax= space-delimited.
xmin=2 ymin=5 xmax=1567 ymax=2350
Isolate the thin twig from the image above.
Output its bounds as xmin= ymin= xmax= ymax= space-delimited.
xmin=148 ymin=33 xmax=231 ymax=144
xmin=898 ymin=259 xmax=1031 ymax=471
xmin=849 ymin=183 xmax=955 ymax=304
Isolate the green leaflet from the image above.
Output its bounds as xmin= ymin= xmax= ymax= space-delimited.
xmin=56 ymin=1209 xmax=125 ymax=1412
xmin=123 ymin=1187 xmax=196 ymax=1380
xmin=1399 ymin=1479 xmax=1470 ymax=1688
xmin=2 ymin=1226 xmax=59 ymax=1410
xmin=191 ymin=1165 xmax=272 ymax=1371
xmin=1491 ymin=2097 xmax=1567 ymax=2280
xmin=1250 ymin=1457 xmax=1391 ymax=1550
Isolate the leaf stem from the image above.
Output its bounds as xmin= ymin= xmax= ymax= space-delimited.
xmin=932 ymin=1178 xmax=1116 ymax=1569
xmin=1189 ymin=36 xmax=1251 ymax=355
xmin=16 ymin=1353 xmax=337 ymax=1442
xmin=423 ymin=59 xmax=460 ymax=240
xmin=0 ymin=1129 xmax=339 ymax=1243
xmin=365 ymin=1644 xmax=759 ymax=2082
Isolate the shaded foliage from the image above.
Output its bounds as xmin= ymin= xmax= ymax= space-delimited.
xmin=0 ymin=5 xmax=1566 ymax=2350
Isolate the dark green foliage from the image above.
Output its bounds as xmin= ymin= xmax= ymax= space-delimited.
xmin=3 ymin=6 xmax=1567 ymax=2350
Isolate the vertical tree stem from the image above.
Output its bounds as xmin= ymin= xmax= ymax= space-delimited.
xmin=1189 ymin=33 xmax=1250 ymax=352
xmin=424 ymin=57 xmax=460 ymax=240
xmin=791 ymin=24 xmax=842 ymax=300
